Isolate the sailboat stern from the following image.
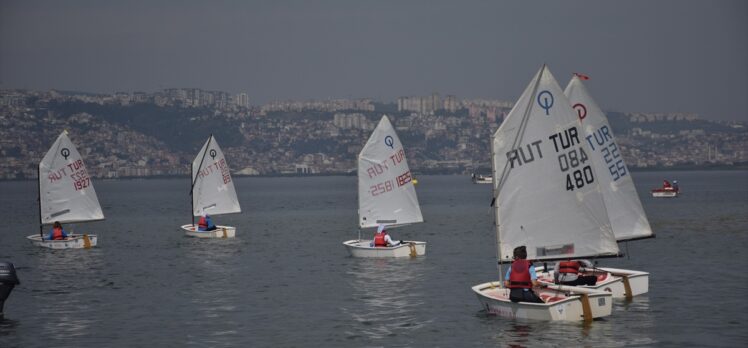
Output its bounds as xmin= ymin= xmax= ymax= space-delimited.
xmin=596 ymin=267 xmax=649 ymax=297
xmin=471 ymin=281 xmax=613 ymax=321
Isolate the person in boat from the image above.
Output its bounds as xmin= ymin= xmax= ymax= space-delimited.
xmin=672 ymin=180 xmax=679 ymax=191
xmin=663 ymin=180 xmax=672 ymax=189
xmin=553 ymin=259 xmax=598 ymax=286
xmin=46 ymin=221 xmax=69 ymax=240
xmin=372 ymin=224 xmax=403 ymax=247
xmin=197 ymin=213 xmax=217 ymax=231
xmin=504 ymin=246 xmax=544 ymax=303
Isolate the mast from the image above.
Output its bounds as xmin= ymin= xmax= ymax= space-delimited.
xmin=490 ymin=133 xmax=502 ymax=282
xmin=190 ymin=164 xmax=194 ymax=226
xmin=38 ymin=164 xmax=43 ymax=239
xmin=190 ymin=134 xmax=213 ymax=225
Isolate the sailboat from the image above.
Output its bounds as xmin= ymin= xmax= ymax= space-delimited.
xmin=532 ymin=74 xmax=653 ymax=298
xmin=651 ymin=180 xmax=679 ymax=198
xmin=342 ymin=115 xmax=426 ymax=258
xmin=27 ymin=130 xmax=104 ymax=249
xmin=180 ymin=135 xmax=241 ymax=238
xmin=471 ymin=65 xmax=617 ymax=321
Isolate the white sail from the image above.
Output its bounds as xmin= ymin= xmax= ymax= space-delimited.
xmin=39 ymin=131 xmax=104 ymax=224
xmin=191 ymin=135 xmax=241 ymax=216
xmin=492 ymin=66 xmax=619 ymax=262
xmin=564 ymin=76 xmax=654 ymax=241
xmin=358 ymin=116 xmax=423 ymax=228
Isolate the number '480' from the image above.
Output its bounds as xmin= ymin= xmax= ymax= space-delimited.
xmin=566 ymin=166 xmax=594 ymax=191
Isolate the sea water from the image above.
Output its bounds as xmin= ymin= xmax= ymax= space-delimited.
xmin=0 ymin=171 xmax=746 ymax=347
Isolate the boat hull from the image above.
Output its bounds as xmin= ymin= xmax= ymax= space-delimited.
xmin=342 ymin=240 xmax=426 ymax=258
xmin=596 ymin=267 xmax=649 ymax=297
xmin=651 ymin=190 xmax=678 ymax=198
xmin=26 ymin=234 xmax=97 ymax=249
xmin=536 ymin=267 xmax=625 ymax=298
xmin=471 ymin=175 xmax=493 ymax=184
xmin=472 ymin=282 xmax=613 ymax=321
xmin=535 ymin=266 xmax=649 ymax=298
xmin=180 ymin=224 xmax=236 ymax=239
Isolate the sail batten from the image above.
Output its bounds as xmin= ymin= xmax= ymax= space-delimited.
xmin=39 ymin=131 xmax=104 ymax=224
xmin=358 ymin=116 xmax=423 ymax=229
xmin=564 ymin=77 xmax=654 ymax=241
xmin=191 ymin=136 xmax=241 ymax=216
xmin=492 ymin=66 xmax=619 ymax=262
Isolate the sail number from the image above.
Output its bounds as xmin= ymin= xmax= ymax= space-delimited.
xmin=566 ymin=166 xmax=594 ymax=191
xmin=557 ymin=147 xmax=594 ymax=191
xmin=601 ymin=143 xmax=627 ymax=181
xmin=70 ymin=169 xmax=91 ymax=191
xmin=370 ymin=180 xmax=393 ymax=196
xmin=369 ymin=171 xmax=412 ymax=196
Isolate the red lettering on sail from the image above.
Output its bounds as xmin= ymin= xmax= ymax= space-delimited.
xmin=396 ymin=171 xmax=412 ymax=187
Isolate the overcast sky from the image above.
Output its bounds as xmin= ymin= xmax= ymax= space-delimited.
xmin=1 ymin=0 xmax=746 ymax=121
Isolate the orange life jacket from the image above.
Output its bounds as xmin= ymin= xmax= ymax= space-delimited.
xmin=374 ymin=233 xmax=386 ymax=247
xmin=508 ymin=259 xmax=532 ymax=289
xmin=558 ymin=261 xmax=581 ymax=274
xmin=52 ymin=227 xmax=65 ymax=240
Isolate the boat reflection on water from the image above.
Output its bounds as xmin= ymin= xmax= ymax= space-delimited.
xmin=479 ymin=295 xmax=655 ymax=347
xmin=31 ymin=246 xmax=105 ymax=341
xmin=343 ymin=257 xmax=432 ymax=340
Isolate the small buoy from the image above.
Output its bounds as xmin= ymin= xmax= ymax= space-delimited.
xmin=412 ymin=179 xmax=418 ymax=185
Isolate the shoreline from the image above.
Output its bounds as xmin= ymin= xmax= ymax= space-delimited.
xmin=2 ymin=165 xmax=746 ymax=182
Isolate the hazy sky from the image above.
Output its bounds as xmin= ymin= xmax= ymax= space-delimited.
xmin=1 ymin=0 xmax=746 ymax=121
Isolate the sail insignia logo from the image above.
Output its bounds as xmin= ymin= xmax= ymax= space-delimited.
xmin=537 ymin=90 xmax=554 ymax=115
xmin=384 ymin=135 xmax=394 ymax=149
xmin=60 ymin=148 xmax=70 ymax=159
xmin=573 ymin=103 xmax=587 ymax=121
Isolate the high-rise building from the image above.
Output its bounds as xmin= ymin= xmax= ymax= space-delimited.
xmin=236 ymin=92 xmax=249 ymax=108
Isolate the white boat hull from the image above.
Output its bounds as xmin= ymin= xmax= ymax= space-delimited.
xmin=651 ymin=190 xmax=678 ymax=198
xmin=26 ymin=234 xmax=97 ymax=249
xmin=597 ymin=267 xmax=649 ymax=297
xmin=342 ymin=240 xmax=426 ymax=258
xmin=472 ymin=282 xmax=613 ymax=321
xmin=535 ymin=266 xmax=649 ymax=299
xmin=180 ymin=224 xmax=236 ymax=239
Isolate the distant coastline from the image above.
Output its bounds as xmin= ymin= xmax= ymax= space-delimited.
xmin=3 ymin=164 xmax=746 ymax=183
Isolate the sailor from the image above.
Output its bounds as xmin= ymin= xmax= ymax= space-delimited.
xmin=46 ymin=221 xmax=68 ymax=240
xmin=554 ymin=259 xmax=598 ymax=286
xmin=373 ymin=224 xmax=402 ymax=247
xmin=197 ymin=213 xmax=217 ymax=231
xmin=504 ymin=246 xmax=544 ymax=303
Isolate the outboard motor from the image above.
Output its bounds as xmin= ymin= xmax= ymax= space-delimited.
xmin=0 ymin=262 xmax=20 ymax=317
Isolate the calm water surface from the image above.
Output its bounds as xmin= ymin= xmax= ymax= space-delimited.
xmin=1 ymin=171 xmax=746 ymax=347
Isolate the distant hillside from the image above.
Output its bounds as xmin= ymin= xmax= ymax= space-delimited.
xmin=43 ymin=101 xmax=244 ymax=153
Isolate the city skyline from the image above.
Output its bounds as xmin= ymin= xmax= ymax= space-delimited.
xmin=1 ymin=1 xmax=746 ymax=121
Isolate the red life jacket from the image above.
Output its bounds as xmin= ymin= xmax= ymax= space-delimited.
xmin=374 ymin=233 xmax=386 ymax=247
xmin=508 ymin=259 xmax=532 ymax=289
xmin=198 ymin=216 xmax=208 ymax=230
xmin=52 ymin=227 xmax=65 ymax=240
xmin=663 ymin=180 xmax=671 ymax=188
xmin=558 ymin=261 xmax=581 ymax=274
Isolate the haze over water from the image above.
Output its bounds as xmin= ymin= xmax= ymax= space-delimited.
xmin=0 ymin=170 xmax=746 ymax=347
